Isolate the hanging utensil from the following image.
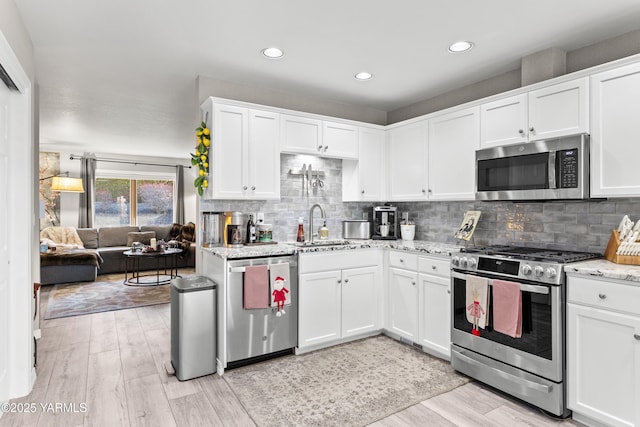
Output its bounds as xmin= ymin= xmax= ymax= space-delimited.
xmin=307 ymin=164 xmax=312 ymax=196
xmin=301 ymin=163 xmax=307 ymax=195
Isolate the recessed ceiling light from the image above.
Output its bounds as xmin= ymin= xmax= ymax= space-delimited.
xmin=355 ymin=72 xmax=373 ymax=81
xmin=261 ymin=47 xmax=284 ymax=59
xmin=448 ymin=41 xmax=474 ymax=53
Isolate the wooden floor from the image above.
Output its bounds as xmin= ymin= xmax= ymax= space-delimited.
xmin=0 ymin=283 xmax=581 ymax=427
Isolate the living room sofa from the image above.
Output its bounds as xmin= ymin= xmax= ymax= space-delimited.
xmin=40 ymin=223 xmax=196 ymax=285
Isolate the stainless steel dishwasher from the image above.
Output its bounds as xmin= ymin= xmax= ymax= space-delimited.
xmin=226 ymin=255 xmax=297 ymax=367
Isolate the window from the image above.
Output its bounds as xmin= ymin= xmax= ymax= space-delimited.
xmin=95 ymin=177 xmax=174 ymax=227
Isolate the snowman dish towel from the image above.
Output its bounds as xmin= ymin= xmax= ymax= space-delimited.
xmin=270 ymin=262 xmax=291 ymax=317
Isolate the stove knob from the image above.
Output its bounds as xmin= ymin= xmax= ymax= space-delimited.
xmin=460 ymin=257 xmax=468 ymax=268
xmin=534 ymin=266 xmax=544 ymax=277
xmin=546 ymin=267 xmax=557 ymax=279
xmin=452 ymin=256 xmax=460 ymax=267
xmin=522 ymin=265 xmax=532 ymax=275
xmin=468 ymin=258 xmax=477 ymax=269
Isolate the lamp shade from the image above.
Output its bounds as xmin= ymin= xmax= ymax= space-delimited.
xmin=51 ymin=176 xmax=84 ymax=192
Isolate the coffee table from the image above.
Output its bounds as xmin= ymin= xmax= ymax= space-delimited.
xmin=123 ymin=247 xmax=182 ymax=286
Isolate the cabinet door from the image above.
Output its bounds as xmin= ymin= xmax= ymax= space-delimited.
xmin=343 ymin=127 xmax=385 ymax=201
xmin=247 ymin=110 xmax=280 ymax=199
xmin=298 ymin=270 xmax=342 ymax=348
xmin=388 ymin=120 xmax=428 ymax=201
xmin=480 ymin=93 xmax=528 ymax=148
xmin=280 ymin=114 xmax=322 ymax=155
xmin=418 ymin=273 xmax=451 ymax=359
xmin=528 ymin=78 xmax=589 ymax=141
xmin=591 ymin=62 xmax=640 ymax=197
xmin=342 ymin=266 xmax=380 ymax=338
xmin=428 ymin=106 xmax=479 ymax=201
xmin=322 ymin=121 xmax=358 ymax=159
xmin=388 ymin=267 xmax=418 ymax=342
xmin=212 ymin=104 xmax=247 ymax=199
xmin=567 ymin=303 xmax=640 ymax=426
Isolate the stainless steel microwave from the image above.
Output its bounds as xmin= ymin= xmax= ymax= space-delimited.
xmin=475 ymin=134 xmax=589 ymax=201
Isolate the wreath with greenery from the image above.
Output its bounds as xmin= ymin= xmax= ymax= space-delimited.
xmin=191 ymin=121 xmax=210 ymax=196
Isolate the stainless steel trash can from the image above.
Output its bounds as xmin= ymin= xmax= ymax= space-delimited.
xmin=171 ymin=276 xmax=217 ymax=381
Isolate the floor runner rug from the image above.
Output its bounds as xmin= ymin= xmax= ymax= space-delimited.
xmin=223 ymin=335 xmax=470 ymax=427
xmin=44 ymin=271 xmax=194 ymax=319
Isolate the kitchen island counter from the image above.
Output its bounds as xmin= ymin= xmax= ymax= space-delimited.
xmin=565 ymin=258 xmax=640 ymax=283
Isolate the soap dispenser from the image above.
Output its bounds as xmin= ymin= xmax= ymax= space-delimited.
xmin=318 ymin=221 xmax=329 ymax=240
xmin=297 ymin=217 xmax=305 ymax=242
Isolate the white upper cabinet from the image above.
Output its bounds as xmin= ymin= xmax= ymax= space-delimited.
xmin=480 ymin=93 xmax=528 ymax=147
xmin=203 ymin=101 xmax=280 ymax=200
xmin=280 ymin=114 xmax=322 ymax=155
xmin=528 ymin=78 xmax=589 ymax=141
xmin=480 ymin=78 xmax=589 ymax=148
xmin=322 ymin=121 xmax=358 ymax=159
xmin=342 ymin=127 xmax=386 ymax=201
xmin=428 ymin=106 xmax=480 ymax=201
xmin=280 ymin=114 xmax=358 ymax=159
xmin=590 ymin=62 xmax=640 ymax=197
xmin=388 ymin=120 xmax=429 ymax=201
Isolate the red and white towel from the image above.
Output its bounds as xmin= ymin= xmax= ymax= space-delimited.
xmin=465 ymin=275 xmax=489 ymax=329
xmin=492 ymin=279 xmax=522 ymax=338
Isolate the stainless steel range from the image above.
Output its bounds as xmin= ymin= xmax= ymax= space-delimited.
xmin=450 ymin=245 xmax=600 ymax=417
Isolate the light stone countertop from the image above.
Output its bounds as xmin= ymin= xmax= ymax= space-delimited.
xmin=201 ymin=239 xmax=464 ymax=260
xmin=565 ymin=258 xmax=640 ymax=283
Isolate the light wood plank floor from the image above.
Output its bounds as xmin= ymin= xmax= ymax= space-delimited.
xmin=1 ymin=282 xmax=582 ymax=427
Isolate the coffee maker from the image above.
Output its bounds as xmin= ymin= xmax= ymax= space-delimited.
xmin=372 ymin=205 xmax=398 ymax=240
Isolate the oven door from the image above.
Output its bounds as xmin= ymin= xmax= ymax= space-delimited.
xmin=450 ymin=270 xmax=563 ymax=382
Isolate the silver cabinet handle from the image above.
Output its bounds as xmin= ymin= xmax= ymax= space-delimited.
xmin=243 ymin=186 xmax=248 ymax=190
xmin=529 ymin=127 xmax=535 ymax=133
xmin=447 ymin=289 xmax=451 ymax=294
xmin=634 ymin=334 xmax=640 ymax=340
xmin=432 ymin=265 xmax=437 ymax=270
xmin=337 ymin=279 xmax=342 ymax=284
xmin=361 ymin=190 xmax=365 ymax=194
xmin=421 ymin=189 xmax=426 ymax=194
xmin=324 ymin=145 xmax=329 ymax=152
xmin=518 ymin=129 xmax=525 ymax=135
xmin=251 ymin=186 xmax=256 ymax=190
xmin=317 ymin=145 xmax=323 ymax=151
xmin=411 ymin=281 xmax=416 ymax=286
xmin=598 ymin=293 xmax=607 ymax=300
xmin=399 ymin=259 xmax=404 ymax=263
xmin=344 ymin=278 xmax=349 ymax=284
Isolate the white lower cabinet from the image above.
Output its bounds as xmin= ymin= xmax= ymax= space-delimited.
xmin=298 ymin=250 xmax=382 ymax=351
xmin=567 ymin=275 xmax=640 ymax=427
xmin=388 ymin=266 xmax=419 ymax=341
xmin=386 ymin=251 xmax=451 ymax=359
xmin=417 ymin=256 xmax=451 ymax=360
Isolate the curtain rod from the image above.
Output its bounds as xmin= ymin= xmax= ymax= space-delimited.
xmin=69 ymin=154 xmax=191 ymax=169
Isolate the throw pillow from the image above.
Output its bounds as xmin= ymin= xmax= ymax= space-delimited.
xmin=180 ymin=222 xmax=196 ymax=242
xmin=127 ymin=231 xmax=156 ymax=247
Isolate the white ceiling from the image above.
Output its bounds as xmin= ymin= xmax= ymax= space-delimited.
xmin=13 ymin=0 xmax=640 ymax=159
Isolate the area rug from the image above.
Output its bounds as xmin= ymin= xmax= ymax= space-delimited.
xmin=223 ymin=335 xmax=470 ymax=427
xmin=44 ymin=271 xmax=194 ymax=319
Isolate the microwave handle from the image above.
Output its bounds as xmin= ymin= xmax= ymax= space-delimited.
xmin=451 ymin=271 xmax=549 ymax=295
xmin=548 ymin=151 xmax=557 ymax=189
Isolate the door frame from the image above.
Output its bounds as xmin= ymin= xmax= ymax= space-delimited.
xmin=0 ymin=29 xmax=35 ymax=402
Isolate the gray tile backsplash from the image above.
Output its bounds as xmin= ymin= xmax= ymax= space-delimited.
xmin=200 ymin=154 xmax=633 ymax=254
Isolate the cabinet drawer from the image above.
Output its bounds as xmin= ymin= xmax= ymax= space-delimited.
xmin=567 ymin=275 xmax=640 ymax=315
xmin=388 ymin=251 xmax=418 ymax=270
xmin=418 ymin=256 xmax=451 ymax=278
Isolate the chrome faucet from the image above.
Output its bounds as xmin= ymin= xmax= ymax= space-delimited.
xmin=309 ymin=203 xmax=326 ymax=242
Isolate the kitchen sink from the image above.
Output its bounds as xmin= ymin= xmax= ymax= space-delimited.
xmin=287 ymin=240 xmax=353 ymax=247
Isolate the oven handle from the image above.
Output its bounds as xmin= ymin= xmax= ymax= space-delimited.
xmin=455 ymin=349 xmax=553 ymax=394
xmin=451 ymin=271 xmax=549 ymax=295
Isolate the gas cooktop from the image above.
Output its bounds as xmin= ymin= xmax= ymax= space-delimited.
xmin=460 ymin=245 xmax=601 ymax=264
